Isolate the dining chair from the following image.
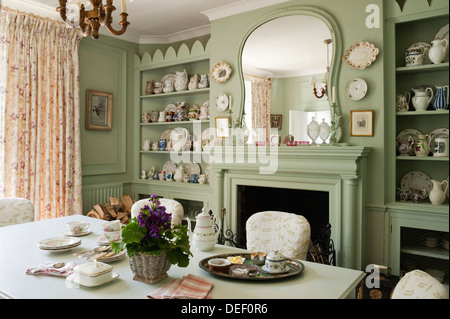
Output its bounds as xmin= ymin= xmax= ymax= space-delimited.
xmin=391 ymin=269 xmax=449 ymax=299
xmin=0 ymin=197 xmax=34 ymax=227
xmin=246 ymin=211 xmax=311 ymax=260
xmin=131 ymin=197 xmax=184 ymax=226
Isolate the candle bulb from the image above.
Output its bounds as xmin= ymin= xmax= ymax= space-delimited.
xmin=229 ymin=95 xmax=232 ymax=110
xmin=121 ymin=0 xmax=126 ymax=12
xmin=332 ymin=86 xmax=336 ymax=104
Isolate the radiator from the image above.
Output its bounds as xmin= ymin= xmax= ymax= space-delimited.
xmin=82 ymin=183 xmax=123 ymax=214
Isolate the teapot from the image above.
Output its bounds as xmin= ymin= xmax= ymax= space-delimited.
xmin=413 ymin=134 xmax=431 ymax=157
xmin=428 ymin=39 xmax=449 ymax=64
xmin=412 ymin=88 xmax=434 ymax=111
xmin=429 ymin=179 xmax=449 ymax=205
xmin=396 ymin=92 xmax=411 ymax=112
xmin=188 ymin=209 xmax=219 ymax=251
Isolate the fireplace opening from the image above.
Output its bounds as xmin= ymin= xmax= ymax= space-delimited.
xmin=236 ymin=185 xmax=329 ymax=248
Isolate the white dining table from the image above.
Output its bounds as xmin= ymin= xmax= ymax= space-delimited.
xmin=0 ymin=215 xmax=365 ymax=300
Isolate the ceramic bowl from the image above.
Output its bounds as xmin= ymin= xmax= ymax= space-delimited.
xmin=286 ymin=141 xmax=298 ymax=146
xmin=208 ymin=258 xmax=231 ymax=274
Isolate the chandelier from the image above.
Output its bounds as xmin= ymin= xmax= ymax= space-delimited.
xmin=57 ymin=0 xmax=130 ymax=39
xmin=311 ymin=39 xmax=332 ymax=99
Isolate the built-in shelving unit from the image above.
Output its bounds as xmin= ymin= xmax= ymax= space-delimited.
xmin=385 ymin=8 xmax=449 ymax=284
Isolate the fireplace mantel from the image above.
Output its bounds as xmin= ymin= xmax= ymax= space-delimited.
xmin=210 ymin=145 xmax=371 ymax=270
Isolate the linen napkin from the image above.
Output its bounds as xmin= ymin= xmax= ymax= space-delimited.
xmin=26 ymin=261 xmax=76 ymax=278
xmin=148 ymin=274 xmax=213 ymax=299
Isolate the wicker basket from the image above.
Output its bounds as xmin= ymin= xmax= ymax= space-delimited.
xmin=129 ymin=251 xmax=172 ymax=284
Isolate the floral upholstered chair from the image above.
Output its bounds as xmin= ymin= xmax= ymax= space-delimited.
xmin=391 ymin=269 xmax=449 ymax=299
xmin=246 ymin=211 xmax=311 ymax=260
xmin=0 ymin=197 xmax=34 ymax=227
xmin=131 ymin=198 xmax=184 ymax=226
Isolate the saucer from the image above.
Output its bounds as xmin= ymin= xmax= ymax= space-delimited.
xmin=262 ymin=265 xmax=289 ymax=274
xmin=96 ymin=235 xmax=121 ymax=246
xmin=62 ymin=229 xmax=91 ymax=237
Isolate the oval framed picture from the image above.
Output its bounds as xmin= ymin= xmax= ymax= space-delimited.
xmin=210 ymin=61 xmax=232 ymax=83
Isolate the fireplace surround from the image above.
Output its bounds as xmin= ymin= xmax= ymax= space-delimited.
xmin=210 ymin=145 xmax=371 ymax=270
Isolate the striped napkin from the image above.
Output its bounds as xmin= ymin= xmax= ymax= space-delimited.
xmin=148 ymin=274 xmax=213 ymax=299
xmin=26 ymin=261 xmax=76 ymax=278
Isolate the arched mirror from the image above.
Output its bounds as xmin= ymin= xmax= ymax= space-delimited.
xmin=238 ymin=9 xmax=343 ymax=145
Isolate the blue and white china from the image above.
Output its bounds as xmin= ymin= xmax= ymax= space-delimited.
xmin=158 ymin=138 xmax=167 ymax=151
xmin=433 ymin=85 xmax=449 ymax=111
xmin=190 ymin=174 xmax=199 ymax=183
xmin=263 ymin=251 xmax=288 ymax=274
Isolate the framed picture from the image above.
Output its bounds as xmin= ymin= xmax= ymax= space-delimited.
xmin=270 ymin=114 xmax=282 ymax=130
xmin=350 ymin=110 xmax=373 ymax=136
xmin=86 ymin=90 xmax=113 ymax=131
xmin=215 ymin=117 xmax=230 ymax=138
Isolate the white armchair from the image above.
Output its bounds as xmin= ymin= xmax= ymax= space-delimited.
xmin=246 ymin=211 xmax=311 ymax=260
xmin=391 ymin=269 xmax=449 ymax=299
xmin=0 ymin=197 xmax=34 ymax=227
xmin=131 ymin=198 xmax=184 ymax=226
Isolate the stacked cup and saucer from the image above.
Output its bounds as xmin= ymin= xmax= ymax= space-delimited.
xmin=96 ymin=220 xmax=122 ymax=246
xmin=63 ymin=220 xmax=91 ymax=237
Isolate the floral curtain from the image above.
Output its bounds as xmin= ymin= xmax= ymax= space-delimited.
xmin=0 ymin=8 xmax=83 ymax=220
xmin=251 ymin=76 xmax=272 ymax=142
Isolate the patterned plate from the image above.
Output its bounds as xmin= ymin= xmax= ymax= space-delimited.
xmin=165 ymin=104 xmax=176 ymax=113
xmin=163 ymin=161 xmax=177 ymax=174
xmin=160 ymin=129 xmax=172 ymax=142
xmin=400 ymin=171 xmax=433 ymax=198
xmin=185 ymin=162 xmax=200 ymax=176
xmin=397 ymin=129 xmax=422 ymax=156
xmin=343 ymin=41 xmax=379 ymax=69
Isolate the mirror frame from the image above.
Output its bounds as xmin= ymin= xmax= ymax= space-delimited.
xmin=236 ymin=6 xmax=343 ymax=144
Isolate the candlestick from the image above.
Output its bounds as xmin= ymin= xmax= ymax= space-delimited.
xmin=332 ymin=86 xmax=336 ymax=104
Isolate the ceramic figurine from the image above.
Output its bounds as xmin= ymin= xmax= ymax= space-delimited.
xmin=142 ymin=139 xmax=151 ymax=151
xmin=429 ymin=179 xmax=449 ymax=205
xmin=174 ymin=165 xmax=183 ymax=182
xmin=141 ymin=112 xmax=151 ymax=123
xmin=140 ymin=170 xmax=147 ymax=179
xmin=428 ymin=39 xmax=448 ymax=64
xmin=163 ymin=79 xmax=174 ymax=93
xmin=198 ymin=74 xmax=209 ymax=89
xmin=188 ymin=74 xmax=199 ymax=90
xmin=174 ymin=69 xmax=188 ymax=91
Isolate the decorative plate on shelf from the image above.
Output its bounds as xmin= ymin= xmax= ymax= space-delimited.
xmin=216 ymin=93 xmax=229 ymax=112
xmin=165 ymin=104 xmax=176 ymax=113
xmin=161 ymin=73 xmax=176 ymax=83
xmin=343 ymin=41 xmax=379 ymax=69
xmin=163 ymin=161 xmax=177 ymax=174
xmin=405 ymin=42 xmax=432 ymax=66
xmin=400 ymin=171 xmax=433 ymax=198
xmin=210 ymin=61 xmax=232 ymax=83
xmin=185 ymin=162 xmax=201 ymax=176
xmin=345 ymin=78 xmax=368 ymax=100
xmin=160 ymin=129 xmax=172 ymax=142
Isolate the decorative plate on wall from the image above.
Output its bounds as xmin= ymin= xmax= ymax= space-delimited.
xmin=343 ymin=41 xmax=379 ymax=69
xmin=345 ymin=78 xmax=368 ymax=100
xmin=215 ymin=93 xmax=229 ymax=112
xmin=210 ymin=61 xmax=232 ymax=83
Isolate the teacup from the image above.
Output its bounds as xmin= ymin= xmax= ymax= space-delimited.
xmin=67 ymin=221 xmax=90 ymax=234
xmin=264 ymin=251 xmax=287 ymax=273
xmin=102 ymin=220 xmax=121 ymax=232
xmin=104 ymin=230 xmax=121 ymax=242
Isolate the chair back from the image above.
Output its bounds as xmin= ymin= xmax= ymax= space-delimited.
xmin=246 ymin=211 xmax=311 ymax=260
xmin=0 ymin=197 xmax=34 ymax=227
xmin=131 ymin=198 xmax=184 ymax=226
xmin=391 ymin=269 xmax=449 ymax=299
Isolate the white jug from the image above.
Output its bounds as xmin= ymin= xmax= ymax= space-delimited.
xmin=412 ymin=88 xmax=434 ymax=111
xmin=428 ymin=39 xmax=449 ymax=64
xmin=429 ymin=179 xmax=449 ymax=205
xmin=191 ymin=209 xmax=219 ymax=251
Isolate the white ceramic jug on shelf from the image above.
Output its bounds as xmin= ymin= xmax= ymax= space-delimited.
xmin=412 ymin=88 xmax=434 ymax=111
xmin=428 ymin=39 xmax=449 ymax=64
xmin=429 ymin=179 xmax=449 ymax=205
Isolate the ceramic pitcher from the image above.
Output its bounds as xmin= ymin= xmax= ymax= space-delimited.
xmin=429 ymin=179 xmax=449 ymax=205
xmin=412 ymin=88 xmax=434 ymax=111
xmin=413 ymin=134 xmax=431 ymax=157
xmin=174 ymin=69 xmax=188 ymax=91
xmin=191 ymin=209 xmax=218 ymax=251
xmin=433 ymin=85 xmax=449 ymax=111
xmin=396 ymin=92 xmax=411 ymax=112
xmin=428 ymin=39 xmax=449 ymax=64
xmin=433 ymin=136 xmax=449 ymax=157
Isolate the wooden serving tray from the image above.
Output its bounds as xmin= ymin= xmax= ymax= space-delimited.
xmin=199 ymin=253 xmax=304 ymax=281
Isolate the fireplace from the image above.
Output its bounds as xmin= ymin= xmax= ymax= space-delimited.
xmin=210 ymin=146 xmax=371 ymax=269
xmin=236 ymin=185 xmax=329 ymax=248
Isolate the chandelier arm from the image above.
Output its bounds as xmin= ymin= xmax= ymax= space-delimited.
xmin=103 ymin=3 xmax=130 ymax=36
xmin=56 ymin=0 xmax=68 ymax=22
